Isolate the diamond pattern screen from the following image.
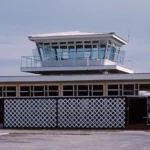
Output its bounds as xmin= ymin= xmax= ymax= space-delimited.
xmin=4 ymin=99 xmax=57 ymax=128
xmin=4 ymin=97 xmax=126 ymax=128
xmin=58 ymin=98 xmax=126 ymax=128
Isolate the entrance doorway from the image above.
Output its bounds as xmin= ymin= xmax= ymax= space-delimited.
xmin=0 ymin=99 xmax=4 ymax=126
xmin=128 ymin=97 xmax=147 ymax=125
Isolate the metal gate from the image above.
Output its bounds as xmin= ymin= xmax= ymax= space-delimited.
xmin=127 ymin=97 xmax=148 ymax=125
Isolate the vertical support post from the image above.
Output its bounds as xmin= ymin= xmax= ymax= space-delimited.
xmin=16 ymin=84 xmax=20 ymax=98
xmin=104 ymin=82 xmax=107 ymax=96
xmin=104 ymin=40 xmax=109 ymax=59
xmin=87 ymin=56 xmax=89 ymax=66
xmin=59 ymin=57 xmax=61 ymax=67
xmin=74 ymin=56 xmax=76 ymax=67
xmin=43 ymin=43 xmax=45 ymax=61
xmin=60 ymin=83 xmax=63 ymax=97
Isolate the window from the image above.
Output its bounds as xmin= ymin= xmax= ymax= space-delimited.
xmin=20 ymin=85 xmax=59 ymax=97
xmin=0 ymin=87 xmax=2 ymax=97
xmin=139 ymin=84 xmax=150 ymax=95
xmin=92 ymin=85 xmax=103 ymax=96
xmin=139 ymin=84 xmax=150 ymax=91
xmin=68 ymin=41 xmax=74 ymax=44
xmin=63 ymin=84 xmax=103 ymax=97
xmin=106 ymin=46 xmax=116 ymax=61
xmin=20 ymin=86 xmax=31 ymax=97
xmin=48 ymin=86 xmax=59 ymax=96
xmin=3 ymin=86 xmax=16 ymax=97
xmin=76 ymin=45 xmax=84 ymax=59
xmin=33 ymin=86 xmax=45 ymax=97
xmin=123 ymin=84 xmax=134 ymax=95
xmin=52 ymin=46 xmax=60 ymax=60
xmin=107 ymin=84 xmax=119 ymax=96
xmin=51 ymin=42 xmax=58 ymax=45
xmin=91 ymin=45 xmax=98 ymax=59
xmin=107 ymin=84 xmax=136 ymax=96
xmin=63 ymin=85 xmax=74 ymax=96
xmin=84 ymin=41 xmax=91 ymax=44
xmin=69 ymin=46 xmax=75 ymax=59
xmin=60 ymin=46 xmax=68 ymax=60
xmin=135 ymin=84 xmax=139 ymax=95
xmin=44 ymin=43 xmax=50 ymax=46
xmin=84 ymin=45 xmax=91 ymax=58
xmin=99 ymin=45 xmax=106 ymax=59
xmin=56 ymin=48 xmax=62 ymax=59
xmin=60 ymin=42 xmax=66 ymax=45
xmin=76 ymin=41 xmax=82 ymax=44
xmin=78 ymin=85 xmax=89 ymax=96
xmin=92 ymin=41 xmax=99 ymax=44
xmin=43 ymin=48 xmax=52 ymax=60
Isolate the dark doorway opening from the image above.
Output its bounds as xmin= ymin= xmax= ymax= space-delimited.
xmin=128 ymin=97 xmax=147 ymax=125
xmin=147 ymin=97 xmax=150 ymax=124
xmin=0 ymin=99 xmax=4 ymax=126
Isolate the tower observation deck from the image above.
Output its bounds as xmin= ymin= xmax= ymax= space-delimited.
xmin=21 ymin=31 xmax=133 ymax=75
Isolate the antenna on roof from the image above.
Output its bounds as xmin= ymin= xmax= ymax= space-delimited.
xmin=127 ymin=28 xmax=130 ymax=43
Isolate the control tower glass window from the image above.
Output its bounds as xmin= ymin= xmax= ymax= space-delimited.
xmin=35 ymin=40 xmax=125 ymax=63
xmin=99 ymin=45 xmax=106 ymax=59
xmin=43 ymin=44 xmax=51 ymax=60
xmin=60 ymin=46 xmax=68 ymax=60
xmin=84 ymin=45 xmax=92 ymax=58
xmin=76 ymin=45 xmax=84 ymax=59
xmin=107 ymin=46 xmax=116 ymax=61
xmin=92 ymin=45 xmax=98 ymax=59
xmin=51 ymin=46 xmax=60 ymax=60
xmin=69 ymin=46 xmax=75 ymax=59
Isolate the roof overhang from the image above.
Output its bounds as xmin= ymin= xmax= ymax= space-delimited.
xmin=28 ymin=31 xmax=128 ymax=45
xmin=1 ymin=73 xmax=150 ymax=83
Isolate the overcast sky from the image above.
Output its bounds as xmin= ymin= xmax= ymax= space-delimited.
xmin=0 ymin=0 xmax=150 ymax=75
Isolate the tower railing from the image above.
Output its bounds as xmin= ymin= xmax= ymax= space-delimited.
xmin=21 ymin=52 xmax=132 ymax=69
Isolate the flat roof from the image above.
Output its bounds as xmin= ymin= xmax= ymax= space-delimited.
xmin=0 ymin=73 xmax=150 ymax=83
xmin=28 ymin=31 xmax=128 ymax=45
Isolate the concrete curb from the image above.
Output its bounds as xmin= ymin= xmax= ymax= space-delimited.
xmin=0 ymin=133 xmax=9 ymax=136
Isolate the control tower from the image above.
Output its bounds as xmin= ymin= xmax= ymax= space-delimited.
xmin=21 ymin=31 xmax=133 ymax=75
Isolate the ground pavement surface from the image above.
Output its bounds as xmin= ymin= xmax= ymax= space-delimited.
xmin=0 ymin=130 xmax=150 ymax=150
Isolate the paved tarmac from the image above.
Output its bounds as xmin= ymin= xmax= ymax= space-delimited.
xmin=0 ymin=131 xmax=150 ymax=150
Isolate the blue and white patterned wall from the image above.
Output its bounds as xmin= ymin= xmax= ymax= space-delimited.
xmin=4 ymin=97 xmax=126 ymax=128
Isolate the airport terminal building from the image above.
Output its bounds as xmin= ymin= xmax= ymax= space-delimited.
xmin=0 ymin=31 xmax=150 ymax=129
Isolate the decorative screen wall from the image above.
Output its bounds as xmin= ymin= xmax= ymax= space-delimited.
xmin=4 ymin=97 xmax=126 ymax=128
xmin=4 ymin=99 xmax=57 ymax=128
xmin=58 ymin=98 xmax=126 ymax=128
